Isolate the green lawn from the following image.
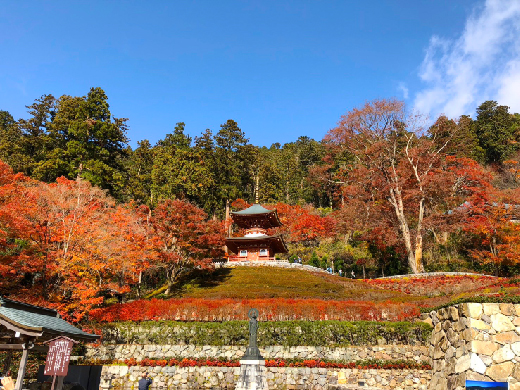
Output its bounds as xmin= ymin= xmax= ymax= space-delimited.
xmin=166 ymin=266 xmax=408 ymax=301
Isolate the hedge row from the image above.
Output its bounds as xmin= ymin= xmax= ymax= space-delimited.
xmin=101 ymin=320 xmax=432 ymax=346
xmin=89 ymin=298 xmax=420 ymax=322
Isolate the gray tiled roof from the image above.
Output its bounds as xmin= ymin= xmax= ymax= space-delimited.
xmin=232 ymin=203 xmax=274 ymax=215
xmin=0 ymin=298 xmax=98 ymax=341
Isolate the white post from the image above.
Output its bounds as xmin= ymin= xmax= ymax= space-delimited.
xmin=14 ymin=348 xmax=28 ymax=390
xmin=55 ymin=376 xmax=65 ymax=390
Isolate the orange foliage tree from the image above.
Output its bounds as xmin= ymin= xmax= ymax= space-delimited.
xmin=0 ymin=161 xmax=33 ymax=281
xmin=274 ymin=202 xmax=336 ymax=244
xmin=229 ymin=199 xmax=335 ymax=245
xmin=150 ymin=199 xmax=225 ymax=294
xmin=324 ymin=99 xmax=464 ymax=274
xmin=0 ymin=161 xmax=156 ymax=320
xmin=461 ymin=185 xmax=520 ymax=275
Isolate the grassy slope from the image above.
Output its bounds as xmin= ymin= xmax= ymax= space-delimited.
xmin=166 ymin=267 xmax=412 ymax=302
xmin=159 ymin=266 xmax=508 ymax=309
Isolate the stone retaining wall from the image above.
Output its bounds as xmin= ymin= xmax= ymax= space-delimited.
xmin=428 ymin=302 xmax=520 ymax=390
xmin=100 ymin=365 xmax=431 ymax=390
xmin=86 ymin=345 xmax=429 ymax=364
xmin=216 ymin=260 xmax=328 ymax=274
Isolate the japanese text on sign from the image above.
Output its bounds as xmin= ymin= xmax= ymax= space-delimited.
xmin=44 ymin=338 xmax=73 ymax=376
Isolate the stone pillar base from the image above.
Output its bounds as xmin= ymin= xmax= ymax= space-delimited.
xmin=235 ymin=360 xmax=268 ymax=390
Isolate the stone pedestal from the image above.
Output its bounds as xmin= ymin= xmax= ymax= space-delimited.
xmin=235 ymin=360 xmax=268 ymax=390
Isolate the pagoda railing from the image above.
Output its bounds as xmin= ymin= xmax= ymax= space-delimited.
xmin=227 ymin=256 xmax=287 ymax=263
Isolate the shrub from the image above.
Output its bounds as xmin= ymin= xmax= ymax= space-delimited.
xmin=89 ymin=298 xmax=420 ymax=323
xmin=421 ymin=295 xmax=520 ymax=313
xmin=366 ymin=275 xmax=498 ymax=297
xmin=99 ymin=320 xmax=432 ymax=346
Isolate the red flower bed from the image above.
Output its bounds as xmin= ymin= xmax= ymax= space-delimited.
xmin=89 ymin=298 xmax=420 ymax=322
xmin=126 ymin=358 xmax=240 ymax=367
xmin=365 ymin=275 xmax=498 ymax=296
xmin=93 ymin=358 xmax=431 ymax=370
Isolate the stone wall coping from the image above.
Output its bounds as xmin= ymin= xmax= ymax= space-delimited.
xmin=377 ymin=272 xmax=496 ymax=280
xmin=217 ymin=261 xmax=328 ymax=273
xmin=239 ymin=360 xmax=265 ymax=365
xmin=92 ymin=344 xmax=424 ymax=348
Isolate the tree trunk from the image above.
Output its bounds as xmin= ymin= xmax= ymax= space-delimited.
xmin=223 ymin=199 xmax=231 ymax=258
xmin=165 ymin=281 xmax=174 ymax=296
xmin=165 ymin=269 xmax=173 ymax=295
xmin=389 ymin=187 xmax=422 ymax=274
xmin=225 ymin=199 xmax=231 ymax=236
xmin=42 ymin=248 xmax=48 ymax=300
xmin=137 ymin=271 xmax=142 ymax=298
xmin=414 ymin=234 xmax=424 ymax=273
xmin=413 ymin=198 xmax=426 ymax=273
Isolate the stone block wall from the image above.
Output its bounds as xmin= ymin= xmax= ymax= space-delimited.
xmin=217 ymin=261 xmax=327 ymax=274
xmin=100 ymin=365 xmax=431 ymax=390
xmin=428 ymin=302 xmax=520 ymax=390
xmin=86 ymin=345 xmax=429 ymax=364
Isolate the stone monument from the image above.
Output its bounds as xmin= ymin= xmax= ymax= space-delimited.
xmin=235 ymin=308 xmax=268 ymax=390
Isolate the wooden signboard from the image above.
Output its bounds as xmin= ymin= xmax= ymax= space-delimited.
xmin=43 ymin=337 xmax=74 ymax=377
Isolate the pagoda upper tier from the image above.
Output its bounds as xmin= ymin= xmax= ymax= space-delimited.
xmin=226 ymin=203 xmax=288 ymax=261
xmin=231 ymin=203 xmax=282 ymax=229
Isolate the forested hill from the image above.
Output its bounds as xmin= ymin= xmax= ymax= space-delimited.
xmin=0 ymin=88 xmax=519 ymax=321
xmin=0 ymin=87 xmax=328 ymax=214
xmin=2 ymin=88 xmax=518 ymax=215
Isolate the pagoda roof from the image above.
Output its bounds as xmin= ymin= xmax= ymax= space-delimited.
xmin=231 ymin=204 xmax=282 ymax=228
xmin=226 ymin=235 xmax=288 ymax=254
xmin=232 ymin=203 xmax=273 ymax=215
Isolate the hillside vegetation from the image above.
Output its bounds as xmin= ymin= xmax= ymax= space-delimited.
xmin=88 ymin=267 xmax=520 ymax=324
xmin=163 ymin=267 xmax=405 ymax=301
xmin=0 ymin=90 xmax=519 ymax=321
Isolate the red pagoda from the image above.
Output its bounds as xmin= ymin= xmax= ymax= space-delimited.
xmin=226 ymin=203 xmax=288 ymax=262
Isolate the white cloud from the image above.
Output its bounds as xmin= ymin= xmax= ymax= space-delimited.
xmin=413 ymin=0 xmax=520 ymax=119
xmin=397 ymin=82 xmax=409 ymax=100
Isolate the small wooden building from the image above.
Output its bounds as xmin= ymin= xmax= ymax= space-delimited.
xmin=226 ymin=203 xmax=288 ymax=262
xmin=0 ymin=297 xmax=99 ymax=390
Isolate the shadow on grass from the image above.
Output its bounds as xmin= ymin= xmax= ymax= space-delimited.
xmin=167 ymin=267 xmax=233 ymax=297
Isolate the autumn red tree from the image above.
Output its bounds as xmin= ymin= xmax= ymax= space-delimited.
xmin=274 ymin=202 xmax=336 ymax=244
xmin=0 ymin=161 xmax=34 ymax=282
xmin=230 ymin=199 xmax=335 ymax=245
xmin=324 ymin=99 xmax=462 ymax=274
xmin=460 ymin=182 xmax=520 ymax=275
xmin=0 ymin=163 xmax=156 ymax=320
xmin=150 ymin=199 xmax=224 ymax=294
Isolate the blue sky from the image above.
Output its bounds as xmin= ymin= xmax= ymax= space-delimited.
xmin=1 ymin=1 xmax=519 ymax=148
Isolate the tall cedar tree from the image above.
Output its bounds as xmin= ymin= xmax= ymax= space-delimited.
xmin=151 ymin=123 xmax=213 ymax=206
xmin=474 ymin=101 xmax=519 ymax=164
xmin=18 ymin=88 xmax=129 ymax=199
xmin=213 ymin=120 xmax=251 ymax=211
xmin=124 ymin=139 xmax=154 ymax=204
xmin=0 ymin=111 xmax=31 ymax=173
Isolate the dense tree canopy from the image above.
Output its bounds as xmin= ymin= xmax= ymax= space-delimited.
xmin=324 ymin=99 xmax=460 ymax=273
xmin=474 ymin=101 xmax=519 ymax=164
xmin=1 ymin=88 xmax=519 ymax=319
